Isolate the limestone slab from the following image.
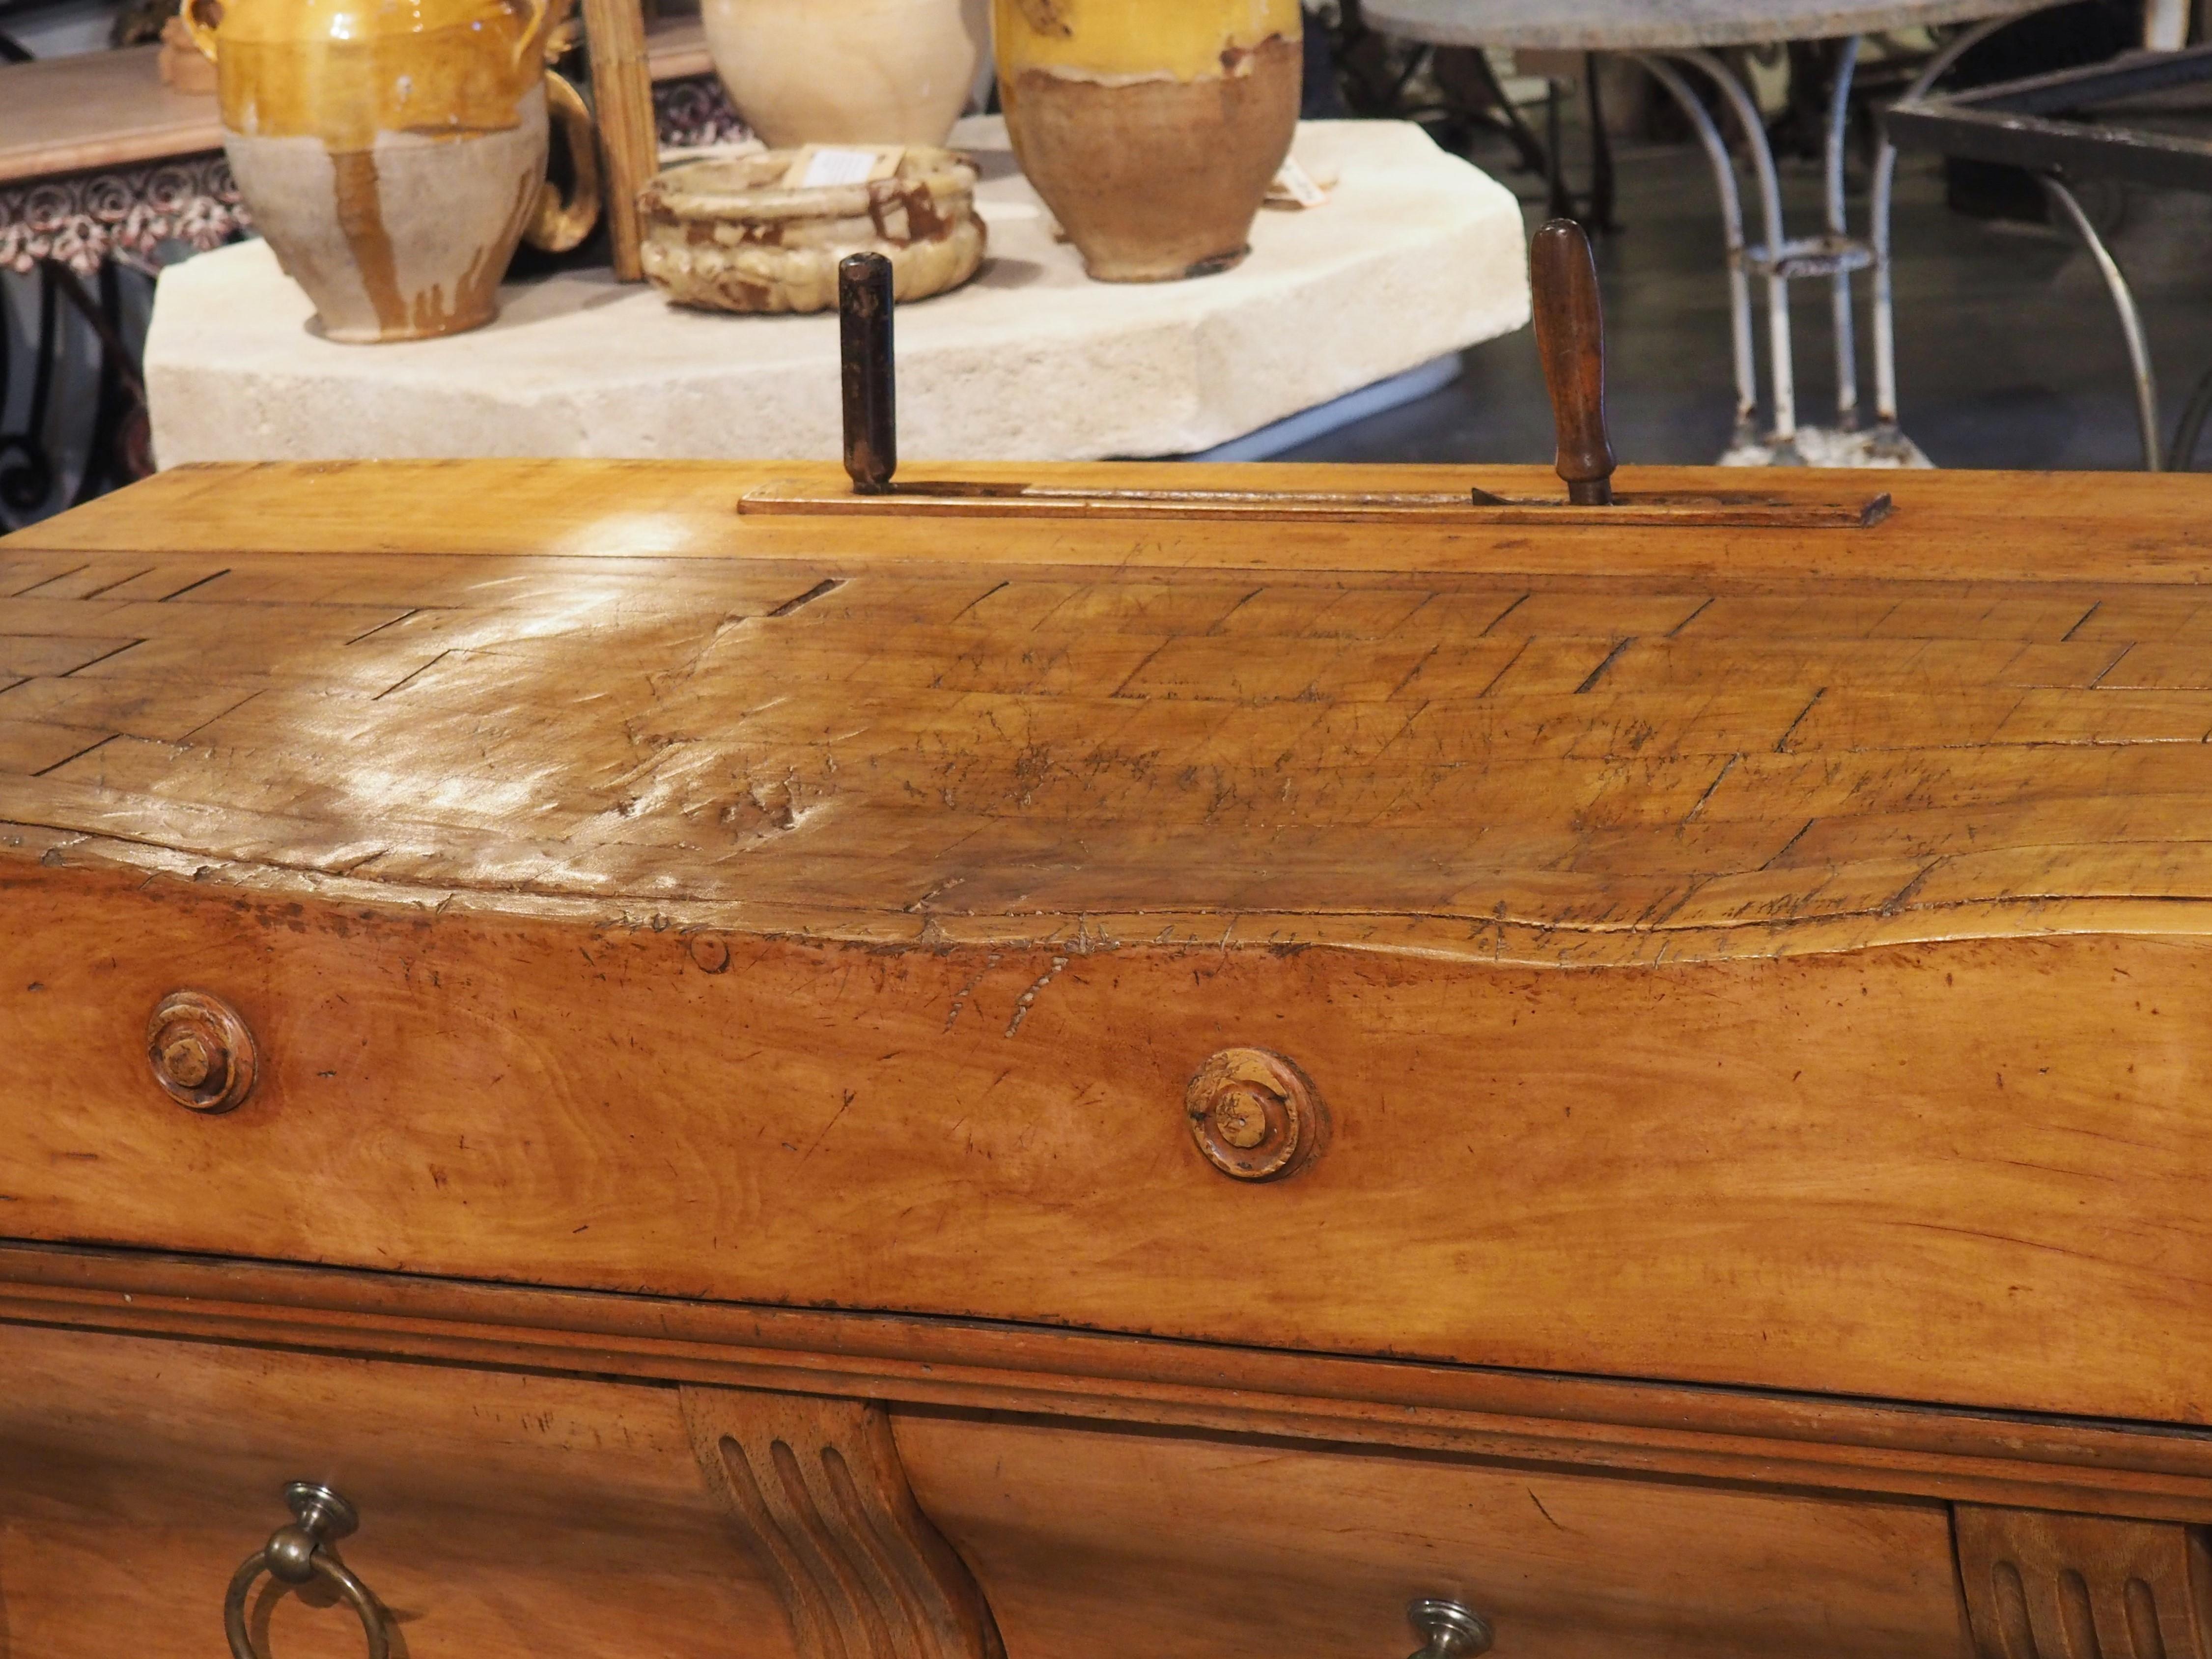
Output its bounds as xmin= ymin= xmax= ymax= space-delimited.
xmin=1365 ymin=0 xmax=2043 ymax=51
xmin=145 ymin=118 xmax=1529 ymax=468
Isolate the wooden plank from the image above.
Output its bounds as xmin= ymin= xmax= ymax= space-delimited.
xmin=900 ymin=1413 xmax=1970 ymax=1659
xmin=8 ymin=456 xmax=2212 ymax=1459
xmin=14 ymin=461 xmax=2212 ymax=586
xmin=643 ymin=13 xmax=716 ymax=81
xmin=0 ymin=46 xmax=223 ymax=186
xmin=12 ymin=525 xmax=2212 ymax=954
xmin=584 ymin=0 xmax=660 ymax=281
xmin=736 ymin=479 xmax=1894 ymax=529
xmin=5 ymin=861 xmax=2212 ymax=1430
xmin=0 ymin=1319 xmax=789 ymax=1658
xmin=0 ymin=718 xmax=111 ymax=774
xmin=0 ymin=17 xmax=717 ymax=189
xmin=9 ymin=1242 xmax=2212 ymax=1523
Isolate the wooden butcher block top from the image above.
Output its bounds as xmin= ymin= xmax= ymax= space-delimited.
xmin=5 ymin=458 xmax=2212 ymax=1436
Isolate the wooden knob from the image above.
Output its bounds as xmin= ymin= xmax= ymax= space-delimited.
xmin=147 ymin=990 xmax=258 ymax=1114
xmin=1185 ymin=1048 xmax=1325 ymax=1181
xmin=1530 ymin=218 xmax=1616 ymax=506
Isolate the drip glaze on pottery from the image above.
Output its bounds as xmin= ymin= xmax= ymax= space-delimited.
xmin=639 ymin=147 xmax=986 ymax=313
xmin=185 ymin=0 xmax=598 ymax=342
xmin=996 ymin=0 xmax=1302 ymax=282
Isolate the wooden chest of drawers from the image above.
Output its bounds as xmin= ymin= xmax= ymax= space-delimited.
xmin=2 ymin=457 xmax=2210 ymax=1657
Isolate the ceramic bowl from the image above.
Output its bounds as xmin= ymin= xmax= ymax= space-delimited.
xmin=639 ymin=147 xmax=986 ymax=314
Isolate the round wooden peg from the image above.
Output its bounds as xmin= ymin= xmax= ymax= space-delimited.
xmin=147 ymin=990 xmax=260 ymax=1114
xmin=1185 ymin=1048 xmax=1326 ymax=1182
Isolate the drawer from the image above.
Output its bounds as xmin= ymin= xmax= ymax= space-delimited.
xmin=6 ymin=860 xmax=2212 ymax=1424
xmin=0 ymin=1320 xmax=791 ymax=1658
xmin=895 ymin=1411 xmax=1972 ymax=1659
xmin=0 ymin=1318 xmax=1975 ymax=1659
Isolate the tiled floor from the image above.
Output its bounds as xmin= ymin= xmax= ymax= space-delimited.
xmin=1291 ymin=129 xmax=2212 ymax=472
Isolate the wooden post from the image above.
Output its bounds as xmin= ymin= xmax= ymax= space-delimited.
xmin=581 ymin=0 xmax=659 ymax=281
xmin=1529 ymin=218 xmax=1616 ymax=508
xmin=839 ymin=253 xmax=896 ymax=495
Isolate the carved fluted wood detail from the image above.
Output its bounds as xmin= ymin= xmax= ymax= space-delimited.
xmin=682 ymin=1386 xmax=1004 ymax=1659
xmin=1957 ymin=1505 xmax=2212 ymax=1659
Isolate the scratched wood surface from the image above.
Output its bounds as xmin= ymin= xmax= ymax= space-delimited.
xmin=10 ymin=459 xmax=2212 ymax=960
xmin=6 ymin=459 xmax=2212 ymax=1429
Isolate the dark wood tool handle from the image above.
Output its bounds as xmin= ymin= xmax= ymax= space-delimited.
xmin=1530 ymin=218 xmax=1616 ymax=507
xmin=840 ymin=253 xmax=896 ymax=495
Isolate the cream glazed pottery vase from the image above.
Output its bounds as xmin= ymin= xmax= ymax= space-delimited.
xmin=997 ymin=0 xmax=1301 ymax=282
xmin=184 ymin=0 xmax=600 ymax=342
xmin=702 ymin=0 xmax=990 ymax=147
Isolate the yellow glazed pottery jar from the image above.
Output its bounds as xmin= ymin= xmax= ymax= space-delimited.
xmin=185 ymin=0 xmax=600 ymax=341
xmin=996 ymin=0 xmax=1301 ymax=281
xmin=703 ymin=0 xmax=989 ymax=147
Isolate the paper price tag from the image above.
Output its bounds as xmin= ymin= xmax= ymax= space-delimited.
xmin=785 ymin=145 xmax=905 ymax=189
xmin=1265 ymin=157 xmax=1330 ymax=210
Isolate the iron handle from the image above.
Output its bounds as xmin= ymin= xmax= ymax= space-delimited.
xmin=224 ymin=1482 xmax=389 ymax=1659
xmin=1408 ymin=1597 xmax=1494 ymax=1659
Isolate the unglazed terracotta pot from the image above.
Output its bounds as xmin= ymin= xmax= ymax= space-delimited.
xmin=997 ymin=0 xmax=1301 ymax=282
xmin=184 ymin=0 xmax=599 ymax=342
xmin=703 ymin=0 xmax=989 ymax=148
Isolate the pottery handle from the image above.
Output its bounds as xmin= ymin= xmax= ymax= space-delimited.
xmin=1530 ymin=218 xmax=1616 ymax=507
xmin=181 ymin=0 xmax=221 ymax=61
xmin=506 ymin=0 xmax=553 ymax=68
xmin=524 ymin=70 xmax=603 ymax=254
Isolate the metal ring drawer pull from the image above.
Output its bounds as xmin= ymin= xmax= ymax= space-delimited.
xmin=224 ymin=1482 xmax=388 ymax=1659
xmin=1408 ymin=1598 xmax=1494 ymax=1659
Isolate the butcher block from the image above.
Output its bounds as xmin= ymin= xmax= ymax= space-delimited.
xmin=2 ymin=455 xmax=2211 ymax=1659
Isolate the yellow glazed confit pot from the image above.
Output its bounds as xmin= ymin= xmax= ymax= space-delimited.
xmin=995 ymin=0 xmax=1301 ymax=281
xmin=185 ymin=0 xmax=600 ymax=341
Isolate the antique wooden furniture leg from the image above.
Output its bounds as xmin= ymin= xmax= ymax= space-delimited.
xmin=681 ymin=1387 xmax=1005 ymax=1659
xmin=1956 ymin=1506 xmax=2212 ymax=1659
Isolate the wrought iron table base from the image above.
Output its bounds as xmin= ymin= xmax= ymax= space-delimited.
xmin=1626 ymin=9 xmax=2064 ymax=467
xmin=2037 ymin=173 xmax=2162 ymax=471
xmin=1884 ymin=40 xmax=2212 ymax=472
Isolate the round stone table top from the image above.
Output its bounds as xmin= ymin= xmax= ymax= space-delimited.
xmin=145 ymin=118 xmax=1529 ymax=470
xmin=1364 ymin=0 xmax=2044 ymax=50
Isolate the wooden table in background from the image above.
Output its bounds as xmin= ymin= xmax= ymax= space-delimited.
xmin=0 ymin=17 xmax=736 ymax=278
xmin=0 ymin=17 xmax=743 ymax=525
